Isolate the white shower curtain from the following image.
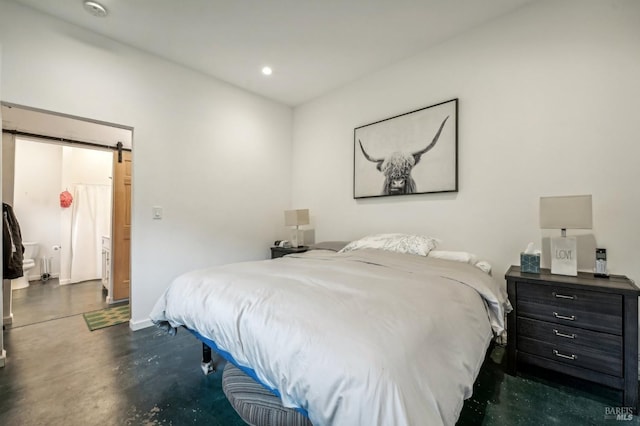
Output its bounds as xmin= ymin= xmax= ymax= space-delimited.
xmin=70 ymin=184 xmax=112 ymax=284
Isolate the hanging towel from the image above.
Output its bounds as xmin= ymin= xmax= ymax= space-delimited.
xmin=3 ymin=202 xmax=24 ymax=279
xmin=70 ymin=184 xmax=111 ymax=283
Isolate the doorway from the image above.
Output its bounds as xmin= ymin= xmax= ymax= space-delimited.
xmin=13 ymin=139 xmax=113 ymax=285
xmin=1 ymin=103 xmax=133 ymax=328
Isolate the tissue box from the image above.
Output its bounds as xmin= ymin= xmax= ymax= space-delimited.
xmin=520 ymin=253 xmax=540 ymax=273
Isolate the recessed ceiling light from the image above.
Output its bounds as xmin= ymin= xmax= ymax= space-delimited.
xmin=83 ymin=1 xmax=108 ymax=18
xmin=261 ymin=66 xmax=273 ymax=76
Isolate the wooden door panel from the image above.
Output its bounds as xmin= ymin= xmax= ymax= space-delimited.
xmin=112 ymin=150 xmax=131 ymax=302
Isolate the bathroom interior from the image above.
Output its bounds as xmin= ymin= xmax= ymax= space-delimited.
xmin=3 ymin=137 xmax=116 ymax=327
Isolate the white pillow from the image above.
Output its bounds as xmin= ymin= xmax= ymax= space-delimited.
xmin=427 ymin=250 xmax=492 ymax=274
xmin=338 ymin=233 xmax=439 ymax=257
xmin=428 ymin=250 xmax=478 ymax=265
xmin=474 ymin=260 xmax=492 ymax=275
xmin=308 ymin=241 xmax=350 ymax=252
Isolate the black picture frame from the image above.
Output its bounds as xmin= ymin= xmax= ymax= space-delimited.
xmin=353 ymin=98 xmax=458 ymax=199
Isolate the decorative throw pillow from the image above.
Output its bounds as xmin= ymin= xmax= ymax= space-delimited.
xmin=338 ymin=233 xmax=439 ymax=256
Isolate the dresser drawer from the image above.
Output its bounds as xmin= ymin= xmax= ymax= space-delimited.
xmin=506 ymin=266 xmax=640 ymax=410
xmin=517 ymin=317 xmax=622 ymax=357
xmin=517 ymin=282 xmax=622 ymax=334
xmin=517 ymin=335 xmax=623 ymax=377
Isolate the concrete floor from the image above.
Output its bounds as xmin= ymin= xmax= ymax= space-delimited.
xmin=0 ymin=280 xmax=636 ymax=425
xmin=7 ymin=278 xmax=121 ymax=328
xmin=0 ymin=279 xmax=244 ymax=425
xmin=459 ymin=346 xmax=638 ymax=425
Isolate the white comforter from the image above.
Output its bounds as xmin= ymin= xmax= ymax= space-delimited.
xmin=150 ymin=249 xmax=511 ymax=426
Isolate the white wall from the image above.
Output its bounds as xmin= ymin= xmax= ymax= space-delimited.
xmin=13 ymin=139 xmax=62 ymax=280
xmin=0 ymin=41 xmax=5 ymax=367
xmin=0 ymin=1 xmax=293 ymax=328
xmin=66 ymin=147 xmax=113 ymax=185
xmin=292 ymin=0 xmax=640 ymax=282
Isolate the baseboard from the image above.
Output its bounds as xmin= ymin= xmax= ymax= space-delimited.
xmin=28 ymin=272 xmax=60 ymax=282
xmin=130 ymin=317 xmax=153 ymax=331
xmin=2 ymin=313 xmax=13 ymax=326
xmin=0 ymin=349 xmax=6 ymax=368
xmin=58 ymin=278 xmax=72 ymax=285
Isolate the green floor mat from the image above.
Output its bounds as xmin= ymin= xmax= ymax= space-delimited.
xmin=83 ymin=305 xmax=129 ymax=331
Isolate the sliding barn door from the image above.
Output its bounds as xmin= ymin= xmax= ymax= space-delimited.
xmin=112 ymin=150 xmax=131 ymax=302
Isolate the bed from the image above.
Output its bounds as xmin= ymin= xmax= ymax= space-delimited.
xmin=150 ymin=235 xmax=511 ymax=426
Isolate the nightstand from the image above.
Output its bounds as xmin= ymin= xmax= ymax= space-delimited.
xmin=270 ymin=246 xmax=308 ymax=259
xmin=505 ymin=266 xmax=639 ymax=410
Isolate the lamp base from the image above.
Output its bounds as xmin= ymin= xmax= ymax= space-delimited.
xmin=550 ymin=236 xmax=577 ymax=276
xmin=290 ymin=228 xmax=303 ymax=248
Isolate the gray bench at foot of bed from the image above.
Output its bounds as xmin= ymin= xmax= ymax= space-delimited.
xmin=222 ymin=362 xmax=313 ymax=426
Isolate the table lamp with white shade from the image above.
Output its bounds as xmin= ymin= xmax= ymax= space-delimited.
xmin=539 ymin=194 xmax=593 ymax=276
xmin=284 ymin=209 xmax=310 ymax=248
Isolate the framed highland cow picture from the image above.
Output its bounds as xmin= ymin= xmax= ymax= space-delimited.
xmin=353 ymin=98 xmax=458 ymax=199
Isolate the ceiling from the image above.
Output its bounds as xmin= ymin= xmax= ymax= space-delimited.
xmin=12 ymin=0 xmax=536 ymax=106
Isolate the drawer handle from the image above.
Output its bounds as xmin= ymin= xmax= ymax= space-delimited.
xmin=553 ymin=329 xmax=576 ymax=339
xmin=553 ymin=312 xmax=576 ymax=321
xmin=553 ymin=349 xmax=577 ymax=360
xmin=552 ymin=292 xmax=577 ymax=300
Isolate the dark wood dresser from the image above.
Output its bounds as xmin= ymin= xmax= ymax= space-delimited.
xmin=270 ymin=246 xmax=308 ymax=259
xmin=506 ymin=265 xmax=639 ymax=409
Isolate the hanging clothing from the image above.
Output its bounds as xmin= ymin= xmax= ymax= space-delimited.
xmin=3 ymin=202 xmax=24 ymax=279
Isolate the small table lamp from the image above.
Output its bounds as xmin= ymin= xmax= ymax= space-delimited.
xmin=284 ymin=209 xmax=310 ymax=248
xmin=539 ymin=195 xmax=593 ymax=276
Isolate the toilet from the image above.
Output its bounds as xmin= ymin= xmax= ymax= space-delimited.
xmin=11 ymin=242 xmax=39 ymax=290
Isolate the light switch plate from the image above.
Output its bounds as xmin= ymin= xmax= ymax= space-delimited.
xmin=153 ymin=206 xmax=163 ymax=220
